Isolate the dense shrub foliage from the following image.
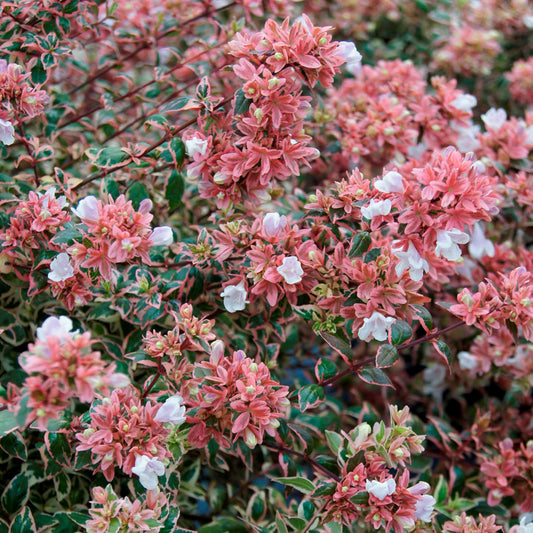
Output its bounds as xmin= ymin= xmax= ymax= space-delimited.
xmin=0 ymin=0 xmax=533 ymax=532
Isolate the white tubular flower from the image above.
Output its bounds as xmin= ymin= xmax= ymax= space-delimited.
xmin=361 ymin=199 xmax=391 ymax=220
xmin=277 ymin=256 xmax=304 ymax=285
xmin=154 ymin=395 xmax=187 ymax=426
xmin=450 ymin=94 xmax=477 ymax=113
xmin=36 ymin=316 xmax=77 ymax=343
xmin=72 ymin=196 xmax=99 ymax=221
xmin=0 ymin=119 xmax=15 ymax=146
xmin=516 ymin=513 xmax=533 ymax=533
xmin=150 ymin=226 xmax=173 ymax=246
xmin=481 ymin=108 xmax=507 ymax=132
xmin=220 ymin=280 xmax=249 ymax=312
xmin=263 ymin=212 xmax=287 ymax=238
xmin=458 ymin=351 xmax=479 ymax=371
xmin=435 ymin=229 xmax=470 ymax=261
xmin=184 ymin=136 xmax=208 ymax=158
xmin=454 ymin=123 xmax=481 ymax=152
xmin=48 ymin=253 xmax=75 ymax=283
xmin=468 ymin=223 xmax=495 ymax=259
xmin=358 ymin=312 xmax=396 ymax=342
xmin=374 ymin=171 xmax=404 ymax=193
xmin=131 ymin=455 xmax=165 ymax=490
xmin=393 ymin=242 xmax=429 ymax=282
xmin=107 ymin=373 xmax=131 ymax=388
xmin=336 ymin=41 xmax=362 ymax=74
xmin=365 ymin=478 xmax=396 ymax=501
xmin=414 ymin=494 xmax=436 ymax=522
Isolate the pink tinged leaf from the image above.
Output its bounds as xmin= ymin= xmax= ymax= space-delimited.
xmin=232 ymin=411 xmax=250 ymax=433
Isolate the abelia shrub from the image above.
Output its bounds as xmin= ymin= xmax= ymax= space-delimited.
xmin=1 ymin=0 xmax=533 ymax=531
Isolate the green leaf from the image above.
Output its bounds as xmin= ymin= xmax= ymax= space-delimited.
xmin=364 ymin=247 xmax=381 ymax=263
xmin=103 ymin=177 xmax=120 ymax=199
xmin=0 ymin=310 xmax=16 ymax=329
xmin=168 ymin=137 xmax=185 ymax=168
xmin=9 ymin=507 xmax=35 ymax=533
xmin=375 ymin=344 xmax=399 ymax=368
xmin=198 ymin=517 xmax=249 ymax=533
xmin=315 ymin=358 xmax=337 ymax=382
xmin=413 ymin=304 xmax=433 ymax=331
xmin=2 ymin=473 xmax=29 ymax=514
xmin=45 ymin=432 xmax=71 ymax=467
xmin=0 ymin=411 xmax=18 ymax=438
xmin=312 ymin=481 xmax=336 ymax=497
xmin=348 ymin=232 xmax=371 ymax=258
xmin=319 ymin=330 xmax=353 ymax=359
xmin=65 ymin=512 xmax=89 ymax=527
xmin=325 ymin=430 xmax=342 ymax=454
xmin=435 ymin=339 xmax=453 ymax=369
xmin=275 ymin=512 xmax=289 ymax=533
xmin=233 ymin=88 xmax=251 ymax=115
xmin=434 ymin=475 xmax=448 ymax=505
xmin=390 ymin=320 xmax=412 ymax=346
xmin=161 ymin=97 xmax=194 ymax=112
xmin=31 ymin=61 xmax=47 ymax=85
xmin=166 ymin=170 xmax=185 ymax=210
xmin=274 ymin=476 xmax=316 ymax=495
xmin=298 ymin=384 xmax=325 ymax=412
xmin=0 ymin=432 xmax=27 ymax=460
xmin=128 ymin=181 xmax=149 ymax=210
xmin=95 ymin=146 xmax=128 ymax=168
xmin=357 ymin=366 xmax=393 ymax=387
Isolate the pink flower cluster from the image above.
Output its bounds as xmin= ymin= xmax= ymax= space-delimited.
xmin=506 ymin=57 xmax=533 ymax=107
xmin=17 ymin=316 xmax=126 ymax=430
xmin=479 ymin=438 xmax=533 ymax=512
xmin=317 ymin=406 xmax=432 ymax=531
xmin=86 ymin=484 xmax=169 ymax=533
xmin=432 ymin=24 xmax=501 ymax=76
xmin=75 ymin=386 xmax=171 ymax=481
xmin=185 ymin=341 xmax=290 ymax=449
xmin=450 ymin=267 xmax=533 ymax=341
xmin=70 ymin=194 xmax=172 ymax=278
xmin=185 ymin=15 xmax=350 ymax=207
xmin=323 ymin=59 xmax=482 ymax=170
xmin=0 ymin=59 xmax=48 ymax=145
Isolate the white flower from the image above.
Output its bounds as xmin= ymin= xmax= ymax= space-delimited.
xmin=435 ymin=229 xmax=470 ymax=261
xmin=36 ymin=316 xmax=77 ymax=343
xmin=154 ymin=395 xmax=187 ymax=425
xmin=358 ymin=312 xmax=396 ymax=342
xmin=0 ymin=119 xmax=15 ymax=146
xmin=73 ymin=196 xmax=99 ymax=221
xmin=450 ymin=94 xmax=477 ymax=113
xmin=336 ymin=41 xmax=362 ymax=75
xmin=365 ymin=478 xmax=396 ymax=500
xmin=107 ymin=373 xmax=131 ymax=388
xmin=481 ymin=108 xmax=507 ymax=132
xmin=374 ymin=171 xmax=404 ymax=193
xmin=414 ymin=494 xmax=436 ymax=522
xmin=458 ymin=351 xmax=479 ymax=371
xmin=263 ymin=212 xmax=287 ymax=237
xmin=454 ymin=123 xmax=481 ymax=152
xmin=150 ymin=226 xmax=173 ymax=246
xmin=40 ymin=187 xmax=67 ymax=209
xmin=184 ymin=136 xmax=208 ymax=158
xmin=524 ymin=15 xmax=533 ymax=29
xmin=131 ymin=455 xmax=165 ymax=490
xmin=361 ymin=199 xmax=391 ymax=220
xmin=468 ymin=223 xmax=494 ymax=259
xmin=393 ymin=242 xmax=429 ymax=282
xmin=277 ymin=256 xmax=304 ymax=285
xmin=516 ymin=513 xmax=533 ymax=533
xmin=220 ymin=280 xmax=249 ymax=312
xmin=48 ymin=253 xmax=75 ymax=283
